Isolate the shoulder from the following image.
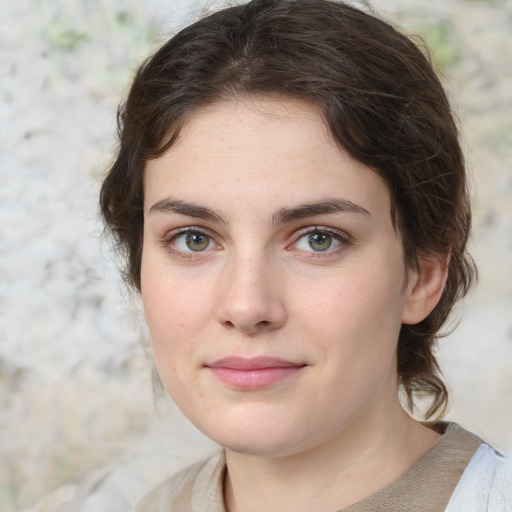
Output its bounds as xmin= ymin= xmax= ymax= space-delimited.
xmin=445 ymin=442 xmax=512 ymax=512
xmin=134 ymin=451 xmax=226 ymax=512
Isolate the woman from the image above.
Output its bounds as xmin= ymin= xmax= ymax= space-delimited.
xmin=100 ymin=0 xmax=511 ymax=510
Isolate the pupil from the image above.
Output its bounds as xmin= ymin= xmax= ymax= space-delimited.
xmin=186 ymin=232 xmax=209 ymax=251
xmin=309 ymin=233 xmax=332 ymax=251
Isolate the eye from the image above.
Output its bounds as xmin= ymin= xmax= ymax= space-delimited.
xmin=171 ymin=230 xmax=217 ymax=253
xmin=293 ymin=229 xmax=347 ymax=253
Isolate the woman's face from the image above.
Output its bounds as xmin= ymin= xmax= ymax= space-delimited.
xmin=141 ymin=97 xmax=419 ymax=457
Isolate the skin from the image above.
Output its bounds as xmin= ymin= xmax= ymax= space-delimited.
xmin=141 ymin=97 xmax=447 ymax=511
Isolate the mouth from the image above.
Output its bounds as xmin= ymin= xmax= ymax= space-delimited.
xmin=205 ymin=357 xmax=306 ymax=390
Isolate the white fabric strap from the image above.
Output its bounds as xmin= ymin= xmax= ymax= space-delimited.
xmin=445 ymin=444 xmax=512 ymax=512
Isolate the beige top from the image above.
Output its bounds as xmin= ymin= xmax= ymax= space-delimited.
xmin=135 ymin=423 xmax=483 ymax=512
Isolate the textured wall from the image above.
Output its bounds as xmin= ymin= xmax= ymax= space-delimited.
xmin=0 ymin=0 xmax=511 ymax=510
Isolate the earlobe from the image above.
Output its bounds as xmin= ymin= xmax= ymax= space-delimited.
xmin=401 ymin=254 xmax=449 ymax=325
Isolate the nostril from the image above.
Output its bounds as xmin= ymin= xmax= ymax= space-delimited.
xmin=220 ymin=318 xmax=275 ymax=333
xmin=216 ymin=291 xmax=287 ymax=333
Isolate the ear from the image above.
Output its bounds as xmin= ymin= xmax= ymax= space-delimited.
xmin=401 ymin=254 xmax=449 ymax=325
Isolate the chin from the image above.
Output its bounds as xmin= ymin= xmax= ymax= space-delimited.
xmin=200 ymin=417 xmax=317 ymax=459
xmin=220 ymin=434 xmax=300 ymax=458
xmin=185 ymin=410 xmax=289 ymax=457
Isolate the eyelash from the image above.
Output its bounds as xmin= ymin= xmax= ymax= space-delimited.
xmin=160 ymin=225 xmax=352 ymax=260
xmin=161 ymin=227 xmax=221 ymax=260
xmin=289 ymin=226 xmax=352 ymax=257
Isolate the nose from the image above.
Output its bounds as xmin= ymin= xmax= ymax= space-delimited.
xmin=215 ymin=253 xmax=287 ymax=335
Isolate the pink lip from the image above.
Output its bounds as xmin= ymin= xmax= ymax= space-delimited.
xmin=205 ymin=357 xmax=306 ymax=389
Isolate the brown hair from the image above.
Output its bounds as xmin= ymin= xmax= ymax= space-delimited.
xmin=100 ymin=0 xmax=476 ymax=418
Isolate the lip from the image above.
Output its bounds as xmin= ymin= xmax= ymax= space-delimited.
xmin=205 ymin=357 xmax=306 ymax=390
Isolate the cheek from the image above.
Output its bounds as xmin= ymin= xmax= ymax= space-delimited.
xmin=296 ymin=260 xmax=406 ymax=370
xmin=142 ymin=245 xmax=208 ymax=328
xmin=140 ymin=255 xmax=221 ymax=393
xmin=143 ymin=280 xmax=204 ymax=350
xmin=141 ymin=262 xmax=187 ymax=358
xmin=301 ymin=265 xmax=404 ymax=329
xmin=141 ymin=277 xmax=200 ymax=406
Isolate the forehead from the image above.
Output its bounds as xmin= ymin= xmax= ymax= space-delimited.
xmin=143 ymin=97 xmax=392 ymax=221
xmin=165 ymin=97 xmax=335 ymax=172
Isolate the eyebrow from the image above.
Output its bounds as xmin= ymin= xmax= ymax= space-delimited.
xmin=148 ymin=197 xmax=370 ymax=224
xmin=271 ymin=199 xmax=370 ymax=224
xmin=148 ymin=198 xmax=227 ymax=224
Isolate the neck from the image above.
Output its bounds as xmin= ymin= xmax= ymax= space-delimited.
xmin=224 ymin=402 xmax=440 ymax=512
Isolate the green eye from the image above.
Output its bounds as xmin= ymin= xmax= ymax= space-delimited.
xmin=308 ymin=232 xmax=333 ymax=252
xmin=294 ymin=230 xmax=344 ymax=253
xmin=185 ymin=232 xmax=210 ymax=251
xmin=171 ymin=231 xmax=214 ymax=252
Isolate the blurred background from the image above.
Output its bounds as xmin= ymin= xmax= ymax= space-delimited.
xmin=0 ymin=0 xmax=511 ymax=510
